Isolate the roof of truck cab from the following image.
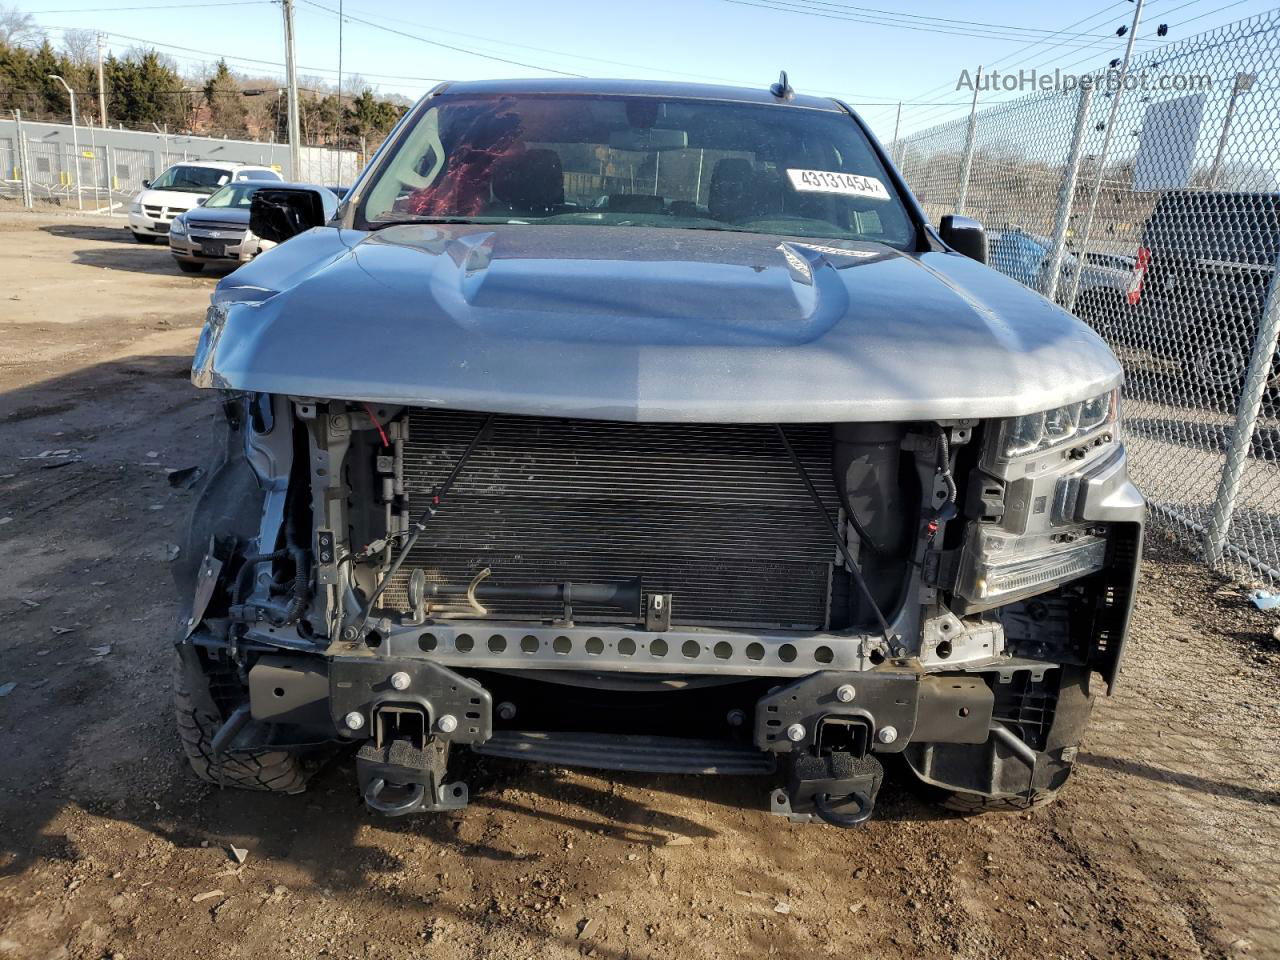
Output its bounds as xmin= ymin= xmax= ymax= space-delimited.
xmin=432 ymin=77 xmax=846 ymax=112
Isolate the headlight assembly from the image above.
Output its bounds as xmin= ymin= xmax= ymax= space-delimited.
xmin=994 ymin=388 xmax=1118 ymax=460
xmin=170 ymin=217 xmax=187 ymax=236
xmin=129 ymin=201 xmax=142 ymax=214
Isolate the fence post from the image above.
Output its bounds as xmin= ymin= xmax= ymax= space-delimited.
xmin=955 ymin=66 xmax=982 ymax=215
xmin=1042 ymin=84 xmax=1095 ymax=302
xmin=105 ymin=143 xmax=116 ymax=216
xmin=1064 ymin=0 xmax=1146 ymax=312
xmin=1204 ymin=253 xmax=1280 ymax=564
xmin=13 ymin=110 xmax=34 ymax=208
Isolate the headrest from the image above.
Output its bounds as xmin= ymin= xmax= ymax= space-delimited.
xmin=492 ymin=148 xmax=564 ymax=211
xmin=708 ymin=158 xmax=757 ymax=223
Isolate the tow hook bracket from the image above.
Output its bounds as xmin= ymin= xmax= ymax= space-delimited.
xmin=772 ymin=752 xmax=884 ymax=827
xmin=754 ymin=668 xmax=920 ymax=754
xmin=355 ymin=737 xmax=468 ymax=817
xmin=328 ymin=657 xmax=492 ymax=744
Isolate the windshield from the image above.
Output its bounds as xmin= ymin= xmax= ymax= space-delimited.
xmin=203 ymin=182 xmax=260 ymax=209
xmin=358 ymin=94 xmax=916 ymax=247
xmin=150 ymin=165 xmax=230 ymax=194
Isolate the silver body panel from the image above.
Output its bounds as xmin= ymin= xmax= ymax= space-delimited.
xmin=195 ymin=223 xmax=1123 ymax=424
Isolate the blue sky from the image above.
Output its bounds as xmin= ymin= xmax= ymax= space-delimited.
xmin=22 ymin=0 xmax=1280 ymax=138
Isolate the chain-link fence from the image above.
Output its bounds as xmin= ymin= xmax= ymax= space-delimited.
xmin=0 ymin=117 xmax=359 ymax=215
xmin=893 ymin=10 xmax=1280 ymax=588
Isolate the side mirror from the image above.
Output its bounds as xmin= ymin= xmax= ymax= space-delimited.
xmin=195 ymin=197 xmax=207 ymax=206
xmin=142 ymin=179 xmax=151 ymax=188
xmin=249 ymin=187 xmax=328 ymax=244
xmin=939 ymin=215 xmax=988 ymax=264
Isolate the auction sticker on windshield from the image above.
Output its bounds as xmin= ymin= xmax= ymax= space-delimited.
xmin=786 ymin=170 xmax=891 ymax=200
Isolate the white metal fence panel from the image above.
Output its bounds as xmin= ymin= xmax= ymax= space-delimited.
xmin=0 ymin=118 xmax=359 ymax=213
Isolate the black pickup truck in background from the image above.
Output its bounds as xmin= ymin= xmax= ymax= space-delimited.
xmin=1124 ymin=191 xmax=1280 ymax=401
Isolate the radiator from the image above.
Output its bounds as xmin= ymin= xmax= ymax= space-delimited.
xmin=389 ymin=410 xmax=841 ymax=629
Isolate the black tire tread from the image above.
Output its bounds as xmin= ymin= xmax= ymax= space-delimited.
xmin=174 ymin=659 xmax=309 ymax=794
xmin=938 ymin=788 xmax=1060 ymax=813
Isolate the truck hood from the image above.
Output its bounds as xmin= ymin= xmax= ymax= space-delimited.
xmin=196 ymin=223 xmax=1122 ymax=422
xmin=135 ymin=187 xmax=211 ymax=211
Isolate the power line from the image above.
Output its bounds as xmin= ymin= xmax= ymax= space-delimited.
xmin=774 ymin=0 xmax=1159 ymax=41
xmin=48 ymin=25 xmax=445 ymax=86
xmin=33 ymin=1 xmax=268 ymax=12
xmin=737 ymin=0 xmax=1167 ymax=45
xmin=964 ymin=0 xmax=1252 ymax=113
xmin=723 ymin=0 xmax=1162 ymax=51
xmin=295 ymin=0 xmax=586 ymax=78
xmin=892 ymin=0 xmax=1258 ymax=138
xmin=301 ymin=0 xmax=887 ymax=98
xmin=864 ymin=0 xmax=1135 ymax=128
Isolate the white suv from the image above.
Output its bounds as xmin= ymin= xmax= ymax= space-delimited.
xmin=127 ymin=161 xmax=282 ymax=243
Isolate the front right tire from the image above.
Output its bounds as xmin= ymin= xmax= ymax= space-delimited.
xmin=132 ymin=231 xmax=159 ymax=244
xmin=175 ymin=260 xmax=205 ymax=273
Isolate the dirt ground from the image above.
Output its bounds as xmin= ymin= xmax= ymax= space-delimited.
xmin=0 ymin=210 xmax=1278 ymax=960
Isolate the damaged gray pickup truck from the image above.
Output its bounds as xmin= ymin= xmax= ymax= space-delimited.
xmin=177 ymin=76 xmax=1144 ymax=826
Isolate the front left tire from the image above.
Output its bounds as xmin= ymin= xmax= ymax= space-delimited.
xmin=173 ymin=654 xmax=312 ymax=793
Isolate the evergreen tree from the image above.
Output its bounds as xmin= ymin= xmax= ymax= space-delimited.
xmin=347 ymin=88 xmax=399 ymax=148
xmin=203 ymin=58 xmax=247 ymax=137
xmin=105 ymin=50 xmax=187 ymax=129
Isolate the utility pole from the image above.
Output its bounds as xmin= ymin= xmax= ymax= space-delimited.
xmin=96 ymin=33 xmax=108 ymax=128
xmin=1064 ymin=0 xmax=1145 ymax=312
xmin=337 ymin=0 xmax=344 ymax=160
xmin=281 ymin=0 xmax=302 ymax=179
xmin=48 ymin=74 xmax=82 ymax=211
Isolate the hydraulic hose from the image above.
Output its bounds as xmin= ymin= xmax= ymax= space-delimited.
xmin=232 ymin=548 xmax=288 ymax=607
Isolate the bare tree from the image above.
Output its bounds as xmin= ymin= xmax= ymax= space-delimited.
xmin=0 ymin=4 xmax=43 ymax=47
xmin=342 ymin=71 xmax=368 ymax=98
xmin=60 ymin=26 xmax=96 ymax=66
